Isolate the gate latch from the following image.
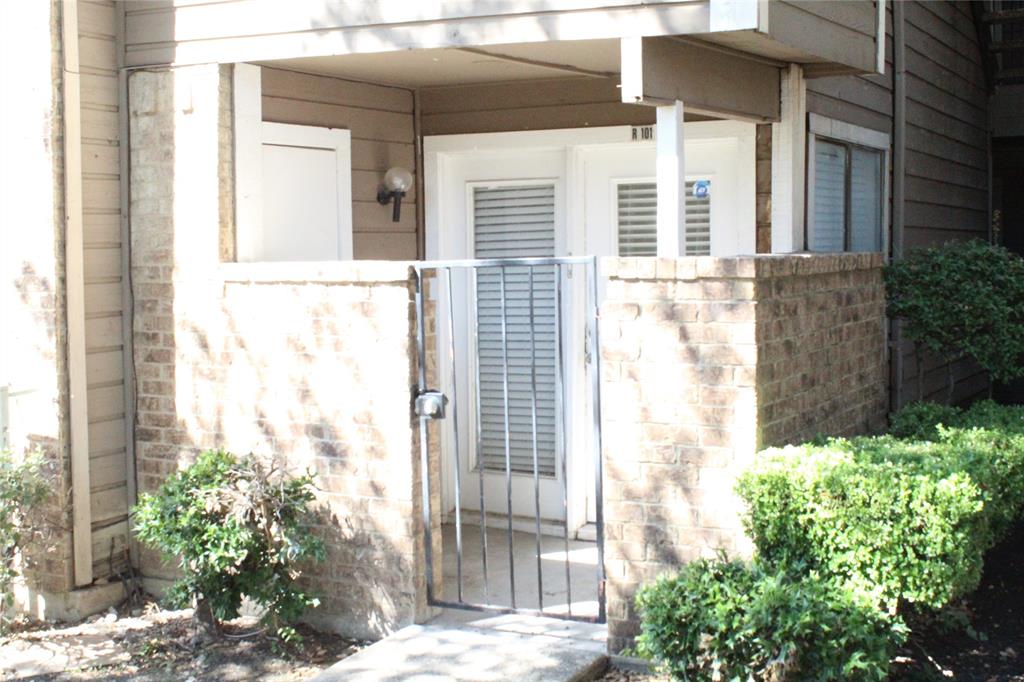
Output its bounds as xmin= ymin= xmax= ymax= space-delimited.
xmin=415 ymin=390 xmax=448 ymax=420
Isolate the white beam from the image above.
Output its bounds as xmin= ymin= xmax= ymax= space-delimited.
xmin=656 ymin=101 xmax=686 ymax=257
xmin=770 ymin=64 xmax=806 ymax=253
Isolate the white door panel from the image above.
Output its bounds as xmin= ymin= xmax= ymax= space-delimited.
xmin=425 ymin=123 xmax=755 ymax=531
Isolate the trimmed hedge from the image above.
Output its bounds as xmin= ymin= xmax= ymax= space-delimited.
xmin=737 ymin=402 xmax=1024 ymax=610
xmin=635 ymin=401 xmax=1024 ymax=680
xmin=636 ymin=558 xmax=903 ymax=681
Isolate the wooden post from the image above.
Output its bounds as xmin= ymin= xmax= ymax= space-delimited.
xmin=62 ymin=0 xmax=94 ymax=588
xmin=656 ymin=100 xmax=686 ymax=257
xmin=770 ymin=65 xmax=806 ymax=253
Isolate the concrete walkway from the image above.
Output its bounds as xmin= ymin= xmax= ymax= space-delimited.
xmin=311 ymin=610 xmax=608 ymax=682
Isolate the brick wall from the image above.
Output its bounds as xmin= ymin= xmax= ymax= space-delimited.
xmin=600 ymin=254 xmax=887 ymax=652
xmin=756 ymin=254 xmax=888 ymax=446
xmin=129 ymin=65 xmax=432 ymax=639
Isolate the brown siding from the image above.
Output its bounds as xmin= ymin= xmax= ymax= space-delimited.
xmin=419 ymin=77 xmax=657 ymax=136
xmin=806 ymin=0 xmax=989 ymax=406
xmin=78 ymin=0 xmax=130 ymax=579
xmin=770 ymin=1 xmax=878 ymax=74
xmin=260 ymin=67 xmax=417 ymax=260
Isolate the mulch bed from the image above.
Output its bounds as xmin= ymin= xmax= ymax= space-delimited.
xmin=601 ymin=524 xmax=1024 ymax=681
xmin=891 ymin=523 xmax=1024 ymax=681
xmin=12 ymin=600 xmax=363 ymax=681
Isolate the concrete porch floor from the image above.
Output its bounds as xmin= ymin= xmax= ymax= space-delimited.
xmin=440 ymin=522 xmax=601 ymax=619
xmin=310 ymin=522 xmax=608 ymax=681
xmin=310 ymin=610 xmax=607 ymax=681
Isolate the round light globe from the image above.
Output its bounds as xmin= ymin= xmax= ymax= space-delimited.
xmin=384 ymin=166 xmax=413 ymax=193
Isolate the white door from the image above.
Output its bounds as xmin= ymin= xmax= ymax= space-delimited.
xmin=425 ymin=123 xmax=755 ymax=531
xmin=431 ymin=150 xmax=576 ymax=524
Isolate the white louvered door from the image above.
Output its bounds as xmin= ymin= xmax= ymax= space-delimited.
xmin=426 ymin=124 xmax=755 ymax=532
xmin=463 ymin=180 xmax=568 ymax=522
xmin=473 ymin=184 xmax=559 ymax=478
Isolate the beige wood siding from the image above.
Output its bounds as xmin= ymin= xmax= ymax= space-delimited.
xmin=419 ymin=77 xmax=657 ymax=136
xmin=770 ymin=1 xmax=878 ymax=73
xmin=77 ymin=0 xmax=130 ymax=578
xmin=123 ymin=0 xmax=712 ymax=68
xmin=260 ymin=68 xmax=417 ymax=259
xmin=807 ymin=0 xmax=988 ymax=406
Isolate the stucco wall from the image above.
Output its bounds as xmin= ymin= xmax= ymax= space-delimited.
xmin=0 ymin=0 xmax=77 ymax=612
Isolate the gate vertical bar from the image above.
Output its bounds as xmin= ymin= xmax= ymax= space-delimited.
xmin=498 ymin=267 xmax=516 ymax=609
xmin=472 ymin=267 xmax=489 ymax=604
xmin=444 ymin=268 xmax=464 ymax=603
xmin=587 ymin=257 xmax=606 ymax=623
xmin=414 ymin=269 xmax=435 ymax=605
xmin=527 ymin=266 xmax=544 ymax=612
xmin=555 ymin=263 xmax=572 ymax=617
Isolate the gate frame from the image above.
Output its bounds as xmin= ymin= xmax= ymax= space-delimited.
xmin=412 ymin=256 xmax=606 ymax=624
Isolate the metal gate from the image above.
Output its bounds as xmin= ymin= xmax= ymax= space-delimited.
xmin=412 ymin=256 xmax=605 ymax=623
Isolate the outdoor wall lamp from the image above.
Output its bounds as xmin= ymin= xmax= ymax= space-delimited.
xmin=377 ymin=166 xmax=413 ymax=222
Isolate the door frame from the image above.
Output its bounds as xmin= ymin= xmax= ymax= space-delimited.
xmin=423 ymin=122 xmax=755 ymax=533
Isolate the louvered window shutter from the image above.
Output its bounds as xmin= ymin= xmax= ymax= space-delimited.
xmin=850 ymin=147 xmax=883 ymax=252
xmin=616 ymin=181 xmax=712 ymax=256
xmin=473 ymin=185 xmax=558 ymax=476
xmin=810 ymin=140 xmax=848 ymax=252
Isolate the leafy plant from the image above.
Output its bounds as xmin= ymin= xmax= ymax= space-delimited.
xmin=133 ymin=450 xmax=325 ymax=641
xmin=884 ymin=240 xmax=1024 ymax=401
xmin=888 ymin=401 xmax=961 ymax=440
xmin=0 ymin=450 xmax=50 ymax=628
xmin=635 ymin=557 xmax=904 ymax=681
xmin=738 ymin=401 xmax=1024 ymax=611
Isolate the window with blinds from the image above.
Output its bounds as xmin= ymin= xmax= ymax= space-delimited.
xmin=472 ymin=184 xmax=558 ymax=477
xmin=809 ymin=137 xmax=884 ymax=253
xmin=616 ymin=181 xmax=712 ymax=256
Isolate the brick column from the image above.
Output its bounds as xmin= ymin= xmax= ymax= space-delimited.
xmin=600 ymin=254 xmax=887 ymax=652
xmin=128 ymin=65 xmax=430 ymax=639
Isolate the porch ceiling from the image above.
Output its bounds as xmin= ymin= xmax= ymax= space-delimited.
xmin=256 ymin=38 xmax=621 ymax=89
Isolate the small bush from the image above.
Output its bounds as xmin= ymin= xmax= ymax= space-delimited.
xmin=0 ymin=451 xmax=49 ymax=628
xmin=635 ymin=557 xmax=903 ymax=681
xmin=133 ymin=450 xmax=325 ymax=642
xmin=888 ymin=401 xmax=961 ymax=440
xmin=884 ymin=241 xmax=1024 ymax=398
xmin=738 ymin=401 xmax=1024 ymax=610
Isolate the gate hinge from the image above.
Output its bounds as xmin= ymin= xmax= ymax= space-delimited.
xmin=415 ymin=390 xmax=448 ymax=420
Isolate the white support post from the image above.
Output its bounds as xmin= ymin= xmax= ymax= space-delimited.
xmin=771 ymin=64 xmax=807 ymax=253
xmin=233 ymin=63 xmax=263 ymax=262
xmin=656 ymin=100 xmax=686 ymax=257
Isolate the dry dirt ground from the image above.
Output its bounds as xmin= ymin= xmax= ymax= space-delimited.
xmin=2 ymin=601 xmax=363 ymax=681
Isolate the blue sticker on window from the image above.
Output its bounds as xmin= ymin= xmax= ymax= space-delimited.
xmin=693 ymin=180 xmax=710 ymax=199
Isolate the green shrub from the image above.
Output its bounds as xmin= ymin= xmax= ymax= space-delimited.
xmin=737 ymin=442 xmax=987 ymax=610
xmin=884 ymin=241 xmax=1024 ymax=400
xmin=635 ymin=557 xmax=903 ymax=681
xmin=888 ymin=401 xmax=961 ymax=440
xmin=0 ymin=451 xmax=49 ymax=628
xmin=133 ymin=450 xmax=325 ymax=642
xmin=738 ymin=401 xmax=1024 ymax=610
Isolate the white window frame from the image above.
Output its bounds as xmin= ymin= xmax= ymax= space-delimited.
xmin=806 ymin=113 xmax=890 ymax=255
xmin=233 ymin=63 xmax=353 ymax=263
xmin=611 ymin=175 xmax=717 ymax=257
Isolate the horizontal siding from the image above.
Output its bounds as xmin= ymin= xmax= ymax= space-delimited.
xmin=122 ymin=0 xmax=711 ymax=67
xmin=420 ymin=77 xmax=657 ymax=136
xmin=770 ymin=0 xmax=877 ymax=73
xmin=901 ymin=0 xmax=988 ymax=405
xmin=78 ymin=0 xmax=130 ymax=580
xmin=260 ymin=67 xmax=417 ymax=259
xmin=806 ymin=1 xmax=989 ymax=407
